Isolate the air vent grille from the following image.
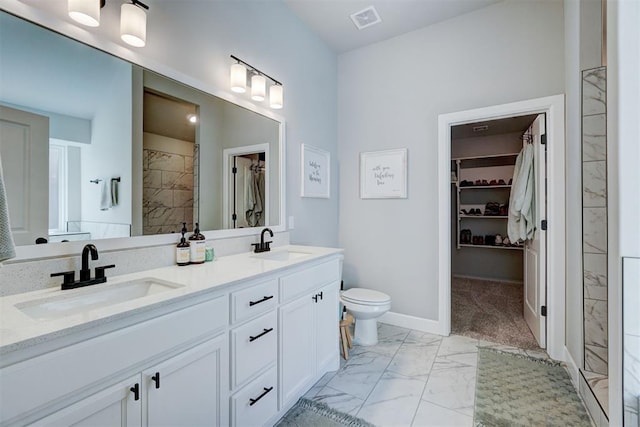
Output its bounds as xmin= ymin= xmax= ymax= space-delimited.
xmin=350 ymin=6 xmax=382 ymax=30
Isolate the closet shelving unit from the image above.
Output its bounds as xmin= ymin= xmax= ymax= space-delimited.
xmin=453 ymin=152 xmax=523 ymax=251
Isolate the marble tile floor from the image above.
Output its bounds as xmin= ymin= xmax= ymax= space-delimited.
xmin=304 ymin=323 xmax=581 ymax=427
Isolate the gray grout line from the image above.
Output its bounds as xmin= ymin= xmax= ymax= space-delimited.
xmin=410 ymin=334 xmax=445 ymax=426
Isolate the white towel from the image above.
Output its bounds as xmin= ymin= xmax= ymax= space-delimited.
xmin=507 ymin=144 xmax=536 ymax=243
xmin=100 ymin=180 xmax=111 ymax=211
xmin=0 ymin=157 xmax=16 ymax=262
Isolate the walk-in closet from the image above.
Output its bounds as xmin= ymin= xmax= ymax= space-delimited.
xmin=450 ymin=114 xmax=543 ymax=350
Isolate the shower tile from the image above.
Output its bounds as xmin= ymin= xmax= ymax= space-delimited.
xmin=148 ymin=150 xmax=184 ymax=172
xmin=162 ymin=171 xmax=193 ymax=190
xmin=582 ymin=68 xmax=606 ymax=116
xmin=582 ymin=161 xmax=607 ymax=208
xmin=585 ymin=344 xmax=608 ymax=375
xmin=582 ymin=115 xmax=607 ymax=162
xmin=143 ymin=188 xmax=173 ymax=208
xmin=584 ymin=253 xmax=607 ymax=301
xmin=583 ymin=208 xmax=607 ymax=254
xmin=584 ymin=299 xmax=608 ymax=348
xmin=174 ymin=190 xmax=193 ymax=208
xmin=143 ymin=169 xmax=162 ymax=189
xmin=185 ymin=155 xmax=194 ymax=173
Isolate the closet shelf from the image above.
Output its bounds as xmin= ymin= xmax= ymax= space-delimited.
xmin=459 ymin=215 xmax=508 ymax=219
xmin=459 ymin=185 xmax=511 ymax=190
xmin=459 ymin=244 xmax=523 ymax=251
xmin=452 ymin=152 xmax=519 ymax=161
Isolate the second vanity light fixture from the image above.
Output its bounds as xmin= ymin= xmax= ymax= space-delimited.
xmin=68 ymin=0 xmax=149 ymax=48
xmin=230 ymin=55 xmax=283 ymax=109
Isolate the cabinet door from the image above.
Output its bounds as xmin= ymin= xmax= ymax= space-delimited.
xmin=31 ymin=376 xmax=141 ymax=427
xmin=143 ymin=334 xmax=228 ymax=427
xmin=315 ymin=282 xmax=340 ymax=371
xmin=279 ymin=295 xmax=314 ymax=407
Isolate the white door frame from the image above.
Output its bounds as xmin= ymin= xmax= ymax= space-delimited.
xmin=437 ymin=94 xmax=566 ymax=361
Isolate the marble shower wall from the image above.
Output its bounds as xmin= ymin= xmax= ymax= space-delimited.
xmin=582 ymin=67 xmax=608 ymax=376
xmin=143 ymin=137 xmax=195 ymax=235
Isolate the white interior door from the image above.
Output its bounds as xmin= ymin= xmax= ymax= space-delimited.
xmin=0 ymin=105 xmax=49 ymax=246
xmin=523 ymin=114 xmax=547 ymax=347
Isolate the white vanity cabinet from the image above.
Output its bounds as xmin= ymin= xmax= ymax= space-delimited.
xmin=278 ymin=260 xmax=341 ymax=409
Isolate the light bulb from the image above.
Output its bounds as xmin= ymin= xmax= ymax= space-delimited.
xmin=68 ymin=0 xmax=101 ymax=27
xmin=251 ymin=74 xmax=266 ymax=101
xmin=230 ymin=63 xmax=247 ymax=93
xmin=121 ymin=3 xmax=147 ymax=47
xmin=269 ymin=84 xmax=283 ymax=109
xmin=187 ymin=114 xmax=198 ymax=124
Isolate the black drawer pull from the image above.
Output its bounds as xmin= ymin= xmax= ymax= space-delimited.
xmin=249 ymin=295 xmax=274 ymax=306
xmin=249 ymin=328 xmax=274 ymax=342
xmin=130 ymin=383 xmax=139 ymax=401
xmin=152 ymin=372 xmax=160 ymax=389
xmin=249 ymin=386 xmax=273 ymax=406
xmin=318 ymin=291 xmax=323 ymax=300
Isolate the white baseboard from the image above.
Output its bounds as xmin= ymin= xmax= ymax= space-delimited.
xmin=564 ymin=346 xmax=580 ymax=388
xmin=379 ymin=311 xmax=445 ymax=335
xmin=452 ymin=274 xmax=523 ymax=285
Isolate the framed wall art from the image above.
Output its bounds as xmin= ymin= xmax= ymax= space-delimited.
xmin=301 ymin=144 xmax=330 ymax=198
xmin=360 ymin=148 xmax=407 ymax=199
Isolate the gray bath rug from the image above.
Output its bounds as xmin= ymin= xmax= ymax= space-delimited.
xmin=275 ymin=398 xmax=375 ymax=427
xmin=474 ymin=348 xmax=592 ymax=426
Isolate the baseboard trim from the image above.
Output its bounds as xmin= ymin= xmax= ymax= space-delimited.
xmin=379 ymin=311 xmax=445 ymax=335
xmin=452 ymin=274 xmax=523 ymax=285
xmin=564 ymin=346 xmax=580 ymax=388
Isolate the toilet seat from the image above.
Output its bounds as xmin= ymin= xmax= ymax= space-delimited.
xmin=341 ymin=288 xmax=390 ymax=306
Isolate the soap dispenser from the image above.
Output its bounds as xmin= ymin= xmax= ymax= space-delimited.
xmin=189 ymin=222 xmax=206 ymax=264
xmin=176 ymin=223 xmax=190 ymax=266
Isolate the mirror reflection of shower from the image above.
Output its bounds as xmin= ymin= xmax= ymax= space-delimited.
xmin=231 ymin=152 xmax=266 ymax=228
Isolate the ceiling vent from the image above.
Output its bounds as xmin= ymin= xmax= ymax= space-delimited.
xmin=350 ymin=6 xmax=382 ymax=30
xmin=472 ymin=125 xmax=489 ymax=132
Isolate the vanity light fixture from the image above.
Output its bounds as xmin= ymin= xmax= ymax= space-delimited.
xmin=120 ymin=0 xmax=149 ymax=48
xmin=67 ymin=0 xmax=149 ymax=48
xmin=230 ymin=55 xmax=283 ymax=109
xmin=68 ymin=0 xmax=104 ymax=27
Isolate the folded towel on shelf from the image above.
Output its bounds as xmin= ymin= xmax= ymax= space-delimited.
xmin=0 ymin=157 xmax=16 ymax=262
xmin=110 ymin=178 xmax=119 ymax=206
xmin=100 ymin=180 xmax=111 ymax=211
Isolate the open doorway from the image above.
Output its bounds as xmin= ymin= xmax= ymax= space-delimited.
xmin=449 ymin=114 xmax=544 ymax=350
xmin=437 ymin=95 xmax=566 ymax=361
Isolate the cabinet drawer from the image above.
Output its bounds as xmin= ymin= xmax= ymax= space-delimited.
xmin=231 ymin=311 xmax=277 ymax=389
xmin=231 ymin=367 xmax=277 ymax=427
xmin=231 ymin=279 xmax=278 ymax=324
xmin=0 ymin=295 xmax=227 ymax=424
xmin=279 ymin=260 xmax=340 ymax=303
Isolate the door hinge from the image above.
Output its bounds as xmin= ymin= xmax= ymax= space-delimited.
xmin=541 ymin=306 xmax=547 ymax=317
xmin=232 ymin=213 xmax=237 ymax=221
xmin=232 ymin=167 xmax=237 ymax=174
xmin=541 ymin=134 xmax=547 ymax=145
xmin=541 ymin=220 xmax=547 ymax=230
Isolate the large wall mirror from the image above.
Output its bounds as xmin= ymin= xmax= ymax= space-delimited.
xmin=0 ymin=10 xmax=284 ymax=253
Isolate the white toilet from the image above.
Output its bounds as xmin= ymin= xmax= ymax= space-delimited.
xmin=340 ymin=287 xmax=391 ymax=346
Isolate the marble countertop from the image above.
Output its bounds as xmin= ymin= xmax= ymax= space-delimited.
xmin=0 ymin=245 xmax=343 ymax=355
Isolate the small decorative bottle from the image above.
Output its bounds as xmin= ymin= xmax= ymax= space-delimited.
xmin=189 ymin=222 xmax=206 ymax=264
xmin=176 ymin=223 xmax=190 ymax=266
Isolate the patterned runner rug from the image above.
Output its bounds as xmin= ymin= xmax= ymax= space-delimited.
xmin=275 ymin=398 xmax=375 ymax=427
xmin=474 ymin=348 xmax=592 ymax=426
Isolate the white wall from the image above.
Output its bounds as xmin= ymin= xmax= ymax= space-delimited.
xmin=338 ymin=0 xmax=565 ymax=320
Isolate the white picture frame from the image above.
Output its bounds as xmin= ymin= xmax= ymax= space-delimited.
xmin=360 ymin=148 xmax=408 ymax=199
xmin=301 ymin=144 xmax=330 ymax=198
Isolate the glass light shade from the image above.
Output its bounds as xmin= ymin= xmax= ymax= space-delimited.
xmin=269 ymin=84 xmax=283 ymax=109
xmin=251 ymin=75 xmax=266 ymax=101
xmin=230 ymin=63 xmax=247 ymax=93
xmin=68 ymin=0 xmax=101 ymax=27
xmin=120 ymin=3 xmax=147 ymax=48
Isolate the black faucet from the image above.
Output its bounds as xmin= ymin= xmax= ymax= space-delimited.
xmin=51 ymin=244 xmax=115 ymax=290
xmin=80 ymin=244 xmax=99 ymax=281
xmin=252 ymin=228 xmax=273 ymax=253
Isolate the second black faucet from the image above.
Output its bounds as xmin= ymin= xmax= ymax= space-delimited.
xmin=252 ymin=228 xmax=273 ymax=253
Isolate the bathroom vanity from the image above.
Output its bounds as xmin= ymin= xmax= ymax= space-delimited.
xmin=0 ymin=245 xmax=343 ymax=426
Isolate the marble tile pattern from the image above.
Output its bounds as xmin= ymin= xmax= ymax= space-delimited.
xmin=305 ymin=323 xmax=565 ymax=427
xmin=142 ymin=148 xmax=194 ymax=235
xmin=581 ymin=66 xmax=608 ymax=378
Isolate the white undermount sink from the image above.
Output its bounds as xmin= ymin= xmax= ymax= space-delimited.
xmin=16 ymin=278 xmax=184 ymax=321
xmin=251 ymin=249 xmax=311 ymax=262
